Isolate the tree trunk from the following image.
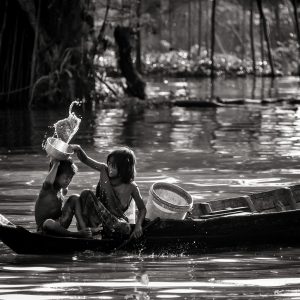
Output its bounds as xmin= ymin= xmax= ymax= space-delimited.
xmin=274 ymin=2 xmax=281 ymax=43
xmin=205 ymin=1 xmax=210 ymax=57
xmin=158 ymin=0 xmax=162 ymax=50
xmin=135 ymin=0 xmax=142 ymax=73
xmin=250 ymin=1 xmax=256 ymax=74
xmin=215 ymin=33 xmax=226 ymax=54
xmin=251 ymin=76 xmax=256 ymax=99
xmin=17 ymin=0 xmax=47 ymax=47
xmin=121 ymin=0 xmax=124 ymax=25
xmin=29 ymin=0 xmax=41 ymax=106
xmin=168 ymin=0 xmax=172 ymax=47
xmin=241 ymin=1 xmax=246 ymax=63
xmin=210 ymin=0 xmax=217 ymax=79
xmin=290 ymin=0 xmax=300 ymax=42
xmin=198 ymin=0 xmax=202 ymax=56
xmin=114 ymin=26 xmax=146 ymax=99
xmin=188 ymin=0 xmax=192 ymax=58
xmin=7 ymin=16 xmax=19 ymax=103
xmin=0 ymin=1 xmax=33 ymax=107
xmin=98 ymin=0 xmax=110 ymax=42
xmin=290 ymin=0 xmax=300 ymax=73
xmin=261 ymin=77 xmax=265 ymax=100
xmin=0 ymin=0 xmax=8 ymax=60
xmin=256 ymin=0 xmax=275 ymax=76
xmin=260 ymin=16 xmax=264 ymax=72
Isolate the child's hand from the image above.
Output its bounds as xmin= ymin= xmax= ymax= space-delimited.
xmin=70 ymin=144 xmax=82 ymax=153
xmin=131 ymin=224 xmax=143 ymax=239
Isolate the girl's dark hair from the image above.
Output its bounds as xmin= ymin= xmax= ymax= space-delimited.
xmin=50 ymin=159 xmax=78 ymax=177
xmin=107 ymin=147 xmax=136 ymax=183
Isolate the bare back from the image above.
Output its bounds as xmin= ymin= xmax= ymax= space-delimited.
xmin=35 ymin=182 xmax=63 ymax=229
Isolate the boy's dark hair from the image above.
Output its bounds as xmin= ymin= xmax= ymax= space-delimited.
xmin=107 ymin=147 xmax=136 ymax=183
xmin=50 ymin=159 xmax=78 ymax=177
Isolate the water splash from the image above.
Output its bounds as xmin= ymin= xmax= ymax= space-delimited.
xmin=54 ymin=101 xmax=81 ymax=143
xmin=41 ymin=129 xmax=52 ymax=150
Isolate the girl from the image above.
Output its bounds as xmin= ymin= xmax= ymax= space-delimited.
xmin=71 ymin=145 xmax=147 ymax=239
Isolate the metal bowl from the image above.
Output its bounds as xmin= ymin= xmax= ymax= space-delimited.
xmin=45 ymin=137 xmax=74 ymax=160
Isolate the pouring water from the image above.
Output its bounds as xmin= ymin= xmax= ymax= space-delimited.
xmin=44 ymin=101 xmax=82 ymax=159
xmin=54 ymin=100 xmax=81 ymax=143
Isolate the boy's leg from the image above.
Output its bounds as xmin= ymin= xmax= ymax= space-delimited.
xmin=59 ymin=195 xmax=79 ymax=229
xmin=60 ymin=194 xmax=97 ymax=232
xmin=42 ymin=219 xmax=92 ymax=238
xmin=69 ymin=194 xmax=90 ymax=230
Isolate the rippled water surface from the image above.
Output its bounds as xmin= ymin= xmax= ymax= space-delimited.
xmin=1 ymin=77 xmax=300 ymax=299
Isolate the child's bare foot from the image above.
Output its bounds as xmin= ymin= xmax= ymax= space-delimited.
xmin=91 ymin=225 xmax=103 ymax=236
xmin=76 ymin=227 xmax=92 ymax=238
xmin=91 ymin=225 xmax=103 ymax=239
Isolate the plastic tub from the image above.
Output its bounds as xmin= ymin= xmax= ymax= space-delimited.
xmin=146 ymin=182 xmax=193 ymax=220
xmin=45 ymin=137 xmax=74 ymax=160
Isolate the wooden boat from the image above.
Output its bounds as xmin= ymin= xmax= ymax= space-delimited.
xmin=2 ymin=184 xmax=300 ymax=255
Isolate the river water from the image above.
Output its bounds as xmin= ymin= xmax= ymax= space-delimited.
xmin=1 ymin=77 xmax=300 ymax=299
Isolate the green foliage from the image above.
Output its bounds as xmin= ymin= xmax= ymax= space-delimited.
xmin=30 ymin=0 xmax=97 ymax=107
xmin=32 ymin=46 xmax=87 ymax=105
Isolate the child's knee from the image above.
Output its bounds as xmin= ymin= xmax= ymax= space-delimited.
xmin=65 ymin=195 xmax=79 ymax=208
xmin=80 ymin=189 xmax=93 ymax=199
xmin=42 ymin=219 xmax=56 ymax=232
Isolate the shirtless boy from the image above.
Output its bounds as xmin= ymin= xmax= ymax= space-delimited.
xmin=35 ymin=159 xmax=94 ymax=237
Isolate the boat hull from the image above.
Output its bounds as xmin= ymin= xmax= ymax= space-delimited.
xmin=1 ymin=209 xmax=300 ymax=255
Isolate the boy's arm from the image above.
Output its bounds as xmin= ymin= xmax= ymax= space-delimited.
xmin=71 ymin=144 xmax=105 ymax=171
xmin=131 ymin=184 xmax=147 ymax=238
xmin=45 ymin=160 xmax=60 ymax=184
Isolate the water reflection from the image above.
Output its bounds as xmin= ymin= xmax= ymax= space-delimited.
xmin=0 ymin=110 xmax=33 ymax=151
xmin=3 ymin=96 xmax=300 ymax=204
xmin=147 ymin=76 xmax=300 ymax=100
xmin=2 ymin=105 xmax=300 ymax=164
xmin=1 ymin=250 xmax=300 ymax=299
xmin=1 ymin=80 xmax=300 ymax=161
xmin=2 ymin=77 xmax=300 ymax=298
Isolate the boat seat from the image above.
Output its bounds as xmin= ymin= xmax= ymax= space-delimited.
xmin=207 ymin=206 xmax=249 ymax=215
xmin=199 ymin=208 xmax=250 ymax=219
xmin=198 ymin=194 xmax=257 ymax=215
xmin=198 ymin=205 xmax=250 ymax=219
